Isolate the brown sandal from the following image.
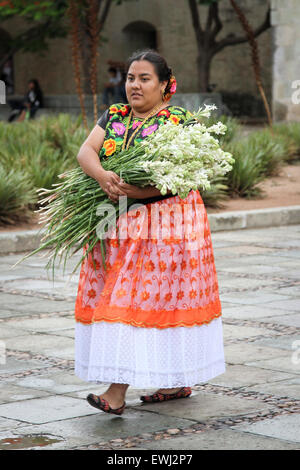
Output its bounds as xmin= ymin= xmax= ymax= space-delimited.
xmin=140 ymin=387 xmax=192 ymax=403
xmin=86 ymin=394 xmax=126 ymax=415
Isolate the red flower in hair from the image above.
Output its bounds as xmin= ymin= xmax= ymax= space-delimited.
xmin=169 ymin=77 xmax=177 ymax=94
xmin=163 ymin=76 xmax=177 ymax=101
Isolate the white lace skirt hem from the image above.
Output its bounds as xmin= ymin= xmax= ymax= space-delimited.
xmin=74 ymin=317 xmax=226 ymax=388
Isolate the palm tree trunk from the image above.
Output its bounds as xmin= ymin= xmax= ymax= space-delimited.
xmin=230 ymin=0 xmax=272 ymax=127
xmin=67 ymin=0 xmax=89 ymax=134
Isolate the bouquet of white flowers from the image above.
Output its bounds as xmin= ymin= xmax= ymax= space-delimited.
xmin=138 ymin=106 xmax=233 ymax=199
xmin=12 ymin=104 xmax=234 ymax=278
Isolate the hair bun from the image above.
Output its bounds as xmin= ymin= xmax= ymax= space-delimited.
xmin=163 ymin=75 xmax=177 ymax=101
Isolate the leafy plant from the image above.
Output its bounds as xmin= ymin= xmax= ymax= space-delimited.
xmin=204 ymin=113 xmax=241 ymax=144
xmin=0 ymin=115 xmax=299 ymax=224
xmin=200 ymin=175 xmax=230 ymax=208
xmin=0 ymin=164 xmax=37 ymax=226
xmin=224 ymin=139 xmax=266 ymax=198
xmin=271 ymin=122 xmax=300 ymax=161
xmin=244 ymin=130 xmax=288 ymax=177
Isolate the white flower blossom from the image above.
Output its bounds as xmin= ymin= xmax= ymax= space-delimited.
xmin=134 ymin=105 xmax=234 ymax=199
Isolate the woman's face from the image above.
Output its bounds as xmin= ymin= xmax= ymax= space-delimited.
xmin=126 ymin=60 xmax=167 ymax=113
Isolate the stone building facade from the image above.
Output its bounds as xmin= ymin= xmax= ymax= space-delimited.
xmin=1 ymin=0 xmax=299 ymax=121
xmin=271 ymin=0 xmax=300 ymax=121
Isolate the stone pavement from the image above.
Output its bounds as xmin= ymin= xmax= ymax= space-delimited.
xmin=0 ymin=224 xmax=299 ymax=450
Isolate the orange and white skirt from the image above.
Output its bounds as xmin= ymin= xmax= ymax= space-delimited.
xmin=74 ymin=190 xmax=226 ymax=388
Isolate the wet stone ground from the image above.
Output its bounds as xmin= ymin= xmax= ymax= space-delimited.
xmin=0 ymin=224 xmax=299 ymax=450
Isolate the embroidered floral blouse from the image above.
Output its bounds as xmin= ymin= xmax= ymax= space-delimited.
xmin=97 ymin=103 xmax=193 ymax=161
xmin=97 ymin=103 xmax=193 ymax=204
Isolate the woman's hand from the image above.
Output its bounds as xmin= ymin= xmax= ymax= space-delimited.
xmin=97 ymin=170 xmax=166 ymax=202
xmin=112 ymin=180 xmax=144 ymax=200
xmin=116 ymin=181 xmax=163 ymax=199
xmin=96 ymin=170 xmax=127 ymax=202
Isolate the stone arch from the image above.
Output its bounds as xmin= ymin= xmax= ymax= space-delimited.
xmin=122 ymin=21 xmax=158 ymax=57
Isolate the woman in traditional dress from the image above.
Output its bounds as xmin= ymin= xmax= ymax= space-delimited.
xmin=74 ymin=49 xmax=226 ymax=415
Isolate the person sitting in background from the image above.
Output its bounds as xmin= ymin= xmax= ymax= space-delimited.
xmin=0 ymin=60 xmax=14 ymax=95
xmin=8 ymin=79 xmax=43 ymax=122
xmin=102 ymin=67 xmax=122 ymax=108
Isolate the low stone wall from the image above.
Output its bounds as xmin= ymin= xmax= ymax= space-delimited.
xmin=220 ymin=91 xmax=267 ymax=120
xmin=1 ymin=91 xmax=272 ymax=122
xmin=1 ymin=91 xmax=271 ymax=123
xmin=2 ymin=92 xmax=224 ymax=115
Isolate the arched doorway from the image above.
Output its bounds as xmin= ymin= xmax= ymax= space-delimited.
xmin=0 ymin=28 xmax=14 ymax=95
xmin=122 ymin=21 xmax=157 ymax=57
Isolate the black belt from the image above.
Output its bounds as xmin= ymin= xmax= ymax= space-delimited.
xmin=138 ymin=192 xmax=178 ymax=205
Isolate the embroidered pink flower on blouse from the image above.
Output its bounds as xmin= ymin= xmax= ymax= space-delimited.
xmin=112 ymin=122 xmax=126 ymax=135
xmin=141 ymin=124 xmax=158 ymax=137
xmin=132 ymin=120 xmax=142 ymax=130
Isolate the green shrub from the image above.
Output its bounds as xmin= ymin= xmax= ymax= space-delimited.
xmin=205 ymin=114 xmax=241 ymax=145
xmin=0 ymin=164 xmax=38 ymax=226
xmin=271 ymin=122 xmax=300 ymax=161
xmin=0 ymin=114 xmax=85 ymax=190
xmin=0 ymin=114 xmax=299 ymax=224
xmin=200 ymin=176 xmax=231 ymax=208
xmin=40 ymin=113 xmax=87 ymax=159
xmin=244 ymin=130 xmax=288 ymax=177
xmin=0 ymin=114 xmax=86 ymax=223
xmin=224 ymin=139 xmax=266 ymax=198
xmin=223 ymin=122 xmax=298 ymax=198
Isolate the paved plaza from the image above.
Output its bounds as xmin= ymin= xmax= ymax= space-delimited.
xmin=0 ymin=224 xmax=299 ymax=450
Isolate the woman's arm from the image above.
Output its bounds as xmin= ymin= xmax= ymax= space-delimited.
xmin=76 ymin=125 xmax=126 ymax=199
xmin=78 ymin=126 xmax=172 ymax=202
xmin=77 ymin=125 xmax=106 ymax=182
xmin=135 ymin=185 xmax=173 ymax=199
xmin=114 ymin=182 xmax=172 ymax=200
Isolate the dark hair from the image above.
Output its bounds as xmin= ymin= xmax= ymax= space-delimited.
xmin=28 ymin=79 xmax=44 ymax=108
xmin=108 ymin=67 xmax=117 ymax=74
xmin=126 ymin=49 xmax=173 ymax=95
